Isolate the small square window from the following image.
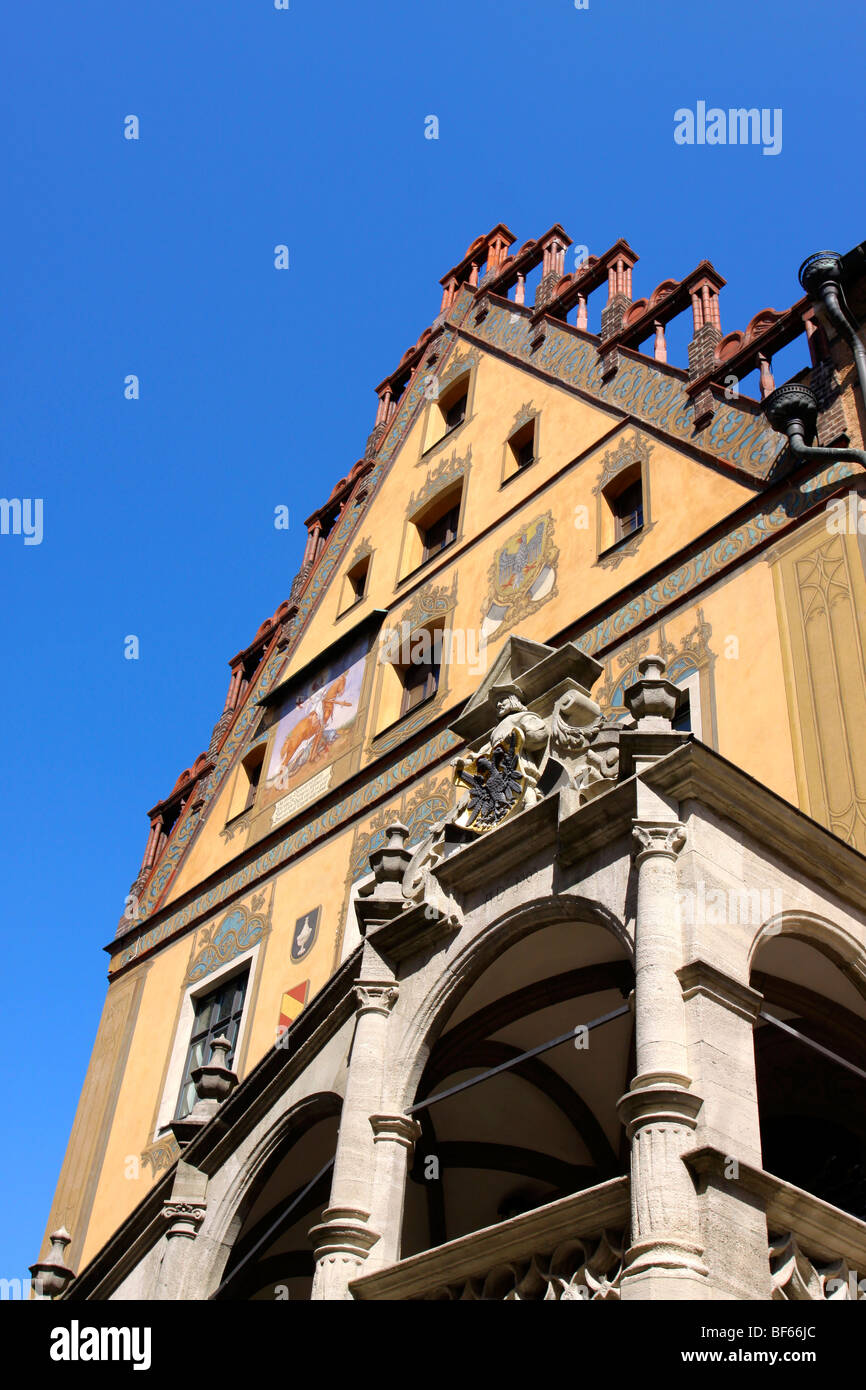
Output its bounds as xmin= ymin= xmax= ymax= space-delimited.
xmin=507 ymin=420 xmax=536 ymax=476
xmin=340 ymin=554 xmax=370 ymax=614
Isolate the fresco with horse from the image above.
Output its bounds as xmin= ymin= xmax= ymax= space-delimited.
xmin=261 ymin=637 xmax=368 ymax=804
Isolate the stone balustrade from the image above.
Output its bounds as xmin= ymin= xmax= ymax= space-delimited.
xmin=349 ymin=1176 xmax=628 ymax=1302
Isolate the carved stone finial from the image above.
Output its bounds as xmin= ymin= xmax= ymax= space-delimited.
xmin=170 ymin=1036 xmax=238 ymax=1146
xmin=194 ymin=1036 xmax=237 ymax=1104
xmin=358 ymin=822 xmax=414 ymax=903
xmin=30 ymin=1227 xmax=75 ymax=1299
xmin=623 ymin=654 xmax=679 ymax=730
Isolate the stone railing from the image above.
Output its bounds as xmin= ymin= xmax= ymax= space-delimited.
xmin=350 ymin=1176 xmax=629 ymax=1301
xmin=687 ymin=1147 xmax=866 ymax=1301
xmin=765 ymin=1180 xmax=866 ymax=1301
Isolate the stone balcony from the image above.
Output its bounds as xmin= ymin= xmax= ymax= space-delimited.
xmin=351 ymin=1154 xmax=866 ymax=1301
xmin=350 ymin=1176 xmax=629 ymax=1301
xmin=686 ymin=1147 xmax=866 ymax=1300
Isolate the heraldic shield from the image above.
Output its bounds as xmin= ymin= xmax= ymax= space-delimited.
xmin=452 ymin=728 xmax=528 ymax=834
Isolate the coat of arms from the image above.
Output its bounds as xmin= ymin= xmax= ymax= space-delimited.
xmin=482 ymin=512 xmax=558 ymax=639
xmin=291 ymin=906 xmax=320 ymax=962
xmin=454 ymin=730 xmax=525 ymax=832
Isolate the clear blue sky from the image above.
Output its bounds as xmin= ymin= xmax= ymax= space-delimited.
xmin=2 ymin=0 xmax=863 ymax=1282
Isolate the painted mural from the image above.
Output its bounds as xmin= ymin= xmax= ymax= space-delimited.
xmin=481 ymin=511 xmax=559 ymax=639
xmin=260 ymin=635 xmax=369 ymax=808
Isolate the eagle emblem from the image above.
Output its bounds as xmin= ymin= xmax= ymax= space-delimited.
xmin=454 ymin=731 xmax=524 ymax=832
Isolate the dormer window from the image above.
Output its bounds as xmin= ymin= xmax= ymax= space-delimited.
xmin=612 ymin=477 xmax=644 ymax=540
xmin=338 ymin=554 xmax=371 ymax=615
xmin=422 ymin=370 xmax=472 ymax=453
xmin=400 ymin=481 xmax=464 ymax=580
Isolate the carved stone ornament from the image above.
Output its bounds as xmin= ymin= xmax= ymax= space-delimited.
xmin=770 ymin=1233 xmax=864 ymax=1300
xmin=401 ymin=654 xmax=623 ymax=897
xmin=633 ymin=822 xmax=687 ymax=863
xmin=423 ymin=1231 xmax=624 ymax=1302
xmin=29 ymin=1228 xmax=75 ymax=1299
xmin=354 ymin=983 xmax=399 ymax=1016
xmin=453 ymin=729 xmax=526 ymax=833
xmin=162 ymin=1201 xmax=207 ymax=1240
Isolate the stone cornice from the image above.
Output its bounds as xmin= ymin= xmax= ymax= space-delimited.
xmin=677 ymin=959 xmax=764 ymax=1023
xmin=642 ymin=742 xmax=866 ymax=915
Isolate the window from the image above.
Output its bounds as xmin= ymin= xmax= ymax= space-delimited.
xmin=339 ymin=554 xmax=370 ymax=614
xmin=444 ymin=388 xmax=467 ymax=431
xmin=226 ymin=744 xmax=265 ymax=822
xmin=241 ymin=746 xmax=265 ymax=811
xmin=399 ymin=651 xmax=440 ymax=716
xmin=421 ymin=502 xmax=459 ymax=561
xmin=400 ymin=481 xmax=464 ymax=581
xmin=599 ymin=461 xmax=645 ymax=554
xmin=671 ymin=690 xmax=691 ymax=732
xmin=423 ymin=372 xmax=471 ymax=453
xmin=175 ymin=970 xmax=249 ymax=1121
xmin=612 ymin=478 xmax=644 ymax=540
xmin=504 ymin=418 xmax=537 ymax=480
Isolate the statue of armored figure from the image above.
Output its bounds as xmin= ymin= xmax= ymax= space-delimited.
xmin=453 ymin=683 xmax=549 ymax=822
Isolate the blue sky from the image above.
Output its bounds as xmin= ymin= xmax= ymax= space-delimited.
xmin=2 ymin=0 xmax=863 ymax=1281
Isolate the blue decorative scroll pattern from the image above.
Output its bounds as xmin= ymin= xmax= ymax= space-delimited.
xmin=186 ymin=902 xmax=267 ymax=984
xmin=473 ymin=303 xmax=780 ymax=477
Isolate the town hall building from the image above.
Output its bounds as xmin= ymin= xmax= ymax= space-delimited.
xmin=34 ymin=224 xmax=866 ymax=1301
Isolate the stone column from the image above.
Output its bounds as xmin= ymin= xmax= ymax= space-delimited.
xmin=678 ymin=962 xmax=772 ymax=1298
xmin=367 ymin=1113 xmax=422 ymax=1270
xmin=153 ymin=1160 xmax=209 ymax=1299
xmin=309 ymin=978 xmax=398 ymax=1300
xmin=618 ymin=820 xmax=708 ymax=1299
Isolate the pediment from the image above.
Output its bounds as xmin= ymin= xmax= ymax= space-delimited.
xmin=451 ymin=634 xmax=603 ymax=740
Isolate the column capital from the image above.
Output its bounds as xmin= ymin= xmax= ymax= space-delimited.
xmin=617 ymin=1075 xmax=702 ymax=1139
xmin=632 ymin=820 xmax=687 ymax=864
xmin=309 ymin=1206 xmax=381 ymax=1263
xmin=354 ymin=982 xmax=399 ymax=1017
xmin=161 ymin=1200 xmax=207 ymax=1240
xmin=370 ymin=1113 xmax=422 ymax=1150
